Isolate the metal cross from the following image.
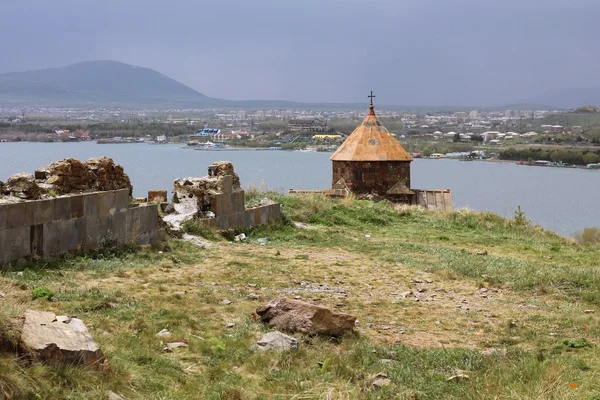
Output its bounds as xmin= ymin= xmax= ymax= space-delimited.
xmin=368 ymin=91 xmax=376 ymax=105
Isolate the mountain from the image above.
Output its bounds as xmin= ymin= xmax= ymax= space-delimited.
xmin=0 ymin=60 xmax=229 ymax=107
xmin=519 ymin=87 xmax=600 ymax=109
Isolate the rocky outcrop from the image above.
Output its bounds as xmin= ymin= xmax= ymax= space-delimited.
xmin=5 ymin=172 xmax=45 ymax=199
xmin=3 ymin=157 xmax=132 ymax=200
xmin=21 ymin=310 xmax=104 ymax=366
xmin=256 ymin=298 xmax=357 ymax=337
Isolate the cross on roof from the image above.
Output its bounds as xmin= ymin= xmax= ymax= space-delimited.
xmin=368 ymin=91 xmax=376 ymax=105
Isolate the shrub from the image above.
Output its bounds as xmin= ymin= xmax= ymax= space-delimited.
xmin=32 ymin=287 xmax=55 ymax=300
xmin=513 ymin=206 xmax=530 ymax=226
xmin=574 ymin=227 xmax=600 ymax=244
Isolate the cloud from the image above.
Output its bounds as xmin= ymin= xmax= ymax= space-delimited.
xmin=0 ymin=0 xmax=598 ymax=105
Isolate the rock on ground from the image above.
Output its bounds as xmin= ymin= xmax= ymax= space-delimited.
xmin=256 ymin=297 xmax=357 ymax=337
xmin=21 ymin=310 xmax=104 ymax=366
xmin=254 ymin=331 xmax=298 ymax=352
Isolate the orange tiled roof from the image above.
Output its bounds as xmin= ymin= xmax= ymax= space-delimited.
xmin=330 ymin=105 xmax=413 ymax=162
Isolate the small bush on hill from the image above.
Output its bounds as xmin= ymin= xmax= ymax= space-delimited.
xmin=31 ymin=287 xmax=54 ymax=301
xmin=575 ymin=227 xmax=600 ymax=244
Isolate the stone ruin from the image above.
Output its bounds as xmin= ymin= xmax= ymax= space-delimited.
xmin=0 ymin=157 xmax=132 ymax=202
xmin=0 ymin=157 xmax=160 ymax=266
xmin=163 ymin=161 xmax=280 ymax=233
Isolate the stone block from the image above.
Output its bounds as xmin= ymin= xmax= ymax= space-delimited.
xmin=43 ymin=220 xmax=64 ymax=256
xmin=52 ymin=196 xmax=72 ymax=221
xmin=140 ymin=206 xmax=158 ymax=232
xmin=69 ymin=195 xmax=85 ymax=219
xmin=34 ymin=199 xmax=54 ymax=224
xmin=0 ymin=229 xmax=8 ymax=265
xmin=61 ymin=218 xmax=86 ymax=253
xmin=0 ymin=205 xmax=8 ymax=230
xmin=126 ymin=206 xmax=142 ymax=241
xmin=210 ymin=193 xmax=224 ymax=216
xmin=259 ymin=206 xmax=269 ymax=225
xmin=6 ymin=225 xmax=31 ymax=260
xmin=231 ymin=190 xmax=245 ymax=214
xmin=30 ymin=224 xmax=44 ymax=258
xmin=83 ymin=220 xmax=99 ymax=251
xmin=83 ymin=192 xmax=98 ymax=217
xmin=97 ymin=191 xmax=116 ymax=217
xmin=6 ymin=202 xmax=33 ymax=229
xmin=221 ymin=175 xmax=233 ymax=195
xmin=115 ymin=189 xmax=129 ymax=211
xmin=112 ymin=210 xmax=127 ymax=244
xmin=148 ymin=190 xmax=167 ymax=203
xmin=21 ymin=310 xmax=104 ymax=367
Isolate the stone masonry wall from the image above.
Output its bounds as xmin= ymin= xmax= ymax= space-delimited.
xmin=0 ymin=189 xmax=161 ymax=266
xmin=332 ymin=161 xmax=411 ymax=197
xmin=412 ymin=189 xmax=453 ymax=211
xmin=199 ymin=175 xmax=281 ymax=230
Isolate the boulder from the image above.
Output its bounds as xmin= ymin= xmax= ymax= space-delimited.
xmin=35 ymin=158 xmax=96 ymax=194
xmin=21 ymin=310 xmax=104 ymax=366
xmin=5 ymin=172 xmax=45 ymax=199
xmin=254 ymin=331 xmax=298 ymax=352
xmin=86 ymin=157 xmax=132 ymax=194
xmin=256 ymin=298 xmax=357 ymax=337
xmin=0 ymin=180 xmax=4 ymax=195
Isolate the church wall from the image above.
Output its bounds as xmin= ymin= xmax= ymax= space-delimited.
xmin=332 ymin=161 xmax=411 ymax=196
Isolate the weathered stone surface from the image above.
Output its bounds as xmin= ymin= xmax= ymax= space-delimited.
xmin=148 ymin=190 xmax=167 ymax=203
xmin=5 ymin=172 xmax=45 ymax=199
xmin=208 ymin=161 xmax=240 ymax=189
xmin=254 ymin=331 xmax=298 ymax=352
xmin=21 ymin=310 xmax=104 ymax=366
xmin=256 ymin=298 xmax=357 ymax=336
xmin=87 ymin=157 xmax=132 ymax=194
xmin=35 ymin=158 xmax=96 ymax=194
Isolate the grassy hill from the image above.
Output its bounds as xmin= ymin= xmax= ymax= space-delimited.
xmin=1 ymin=194 xmax=600 ymax=399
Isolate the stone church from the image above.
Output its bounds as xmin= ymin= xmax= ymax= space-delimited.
xmin=330 ymin=101 xmax=414 ymax=202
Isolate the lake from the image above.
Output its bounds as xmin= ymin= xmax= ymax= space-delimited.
xmin=1 ymin=142 xmax=598 ymax=236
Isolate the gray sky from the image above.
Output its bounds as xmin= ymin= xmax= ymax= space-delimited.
xmin=0 ymin=0 xmax=598 ymax=106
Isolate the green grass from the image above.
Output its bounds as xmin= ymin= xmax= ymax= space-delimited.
xmin=1 ymin=194 xmax=600 ymax=399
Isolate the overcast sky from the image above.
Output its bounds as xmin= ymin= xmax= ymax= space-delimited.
xmin=0 ymin=0 xmax=598 ymax=106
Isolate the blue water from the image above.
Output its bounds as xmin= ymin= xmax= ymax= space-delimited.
xmin=1 ymin=142 xmax=599 ymax=236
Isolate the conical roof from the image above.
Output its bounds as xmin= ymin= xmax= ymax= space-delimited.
xmin=330 ymin=105 xmax=413 ymax=162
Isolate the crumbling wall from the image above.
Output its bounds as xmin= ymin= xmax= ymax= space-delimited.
xmin=164 ymin=161 xmax=280 ymax=233
xmin=0 ymin=189 xmax=161 ymax=266
xmin=1 ymin=157 xmax=132 ymax=201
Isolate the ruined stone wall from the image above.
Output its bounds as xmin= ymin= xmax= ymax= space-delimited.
xmin=0 ymin=189 xmax=161 ymax=266
xmin=412 ymin=189 xmax=453 ymax=211
xmin=332 ymin=161 xmax=411 ymax=196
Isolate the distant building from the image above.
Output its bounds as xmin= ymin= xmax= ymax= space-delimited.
xmin=288 ymin=119 xmax=328 ymax=132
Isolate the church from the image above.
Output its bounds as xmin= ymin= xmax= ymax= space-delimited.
xmin=330 ymin=93 xmax=414 ymax=202
xmin=290 ymin=92 xmax=453 ymax=210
